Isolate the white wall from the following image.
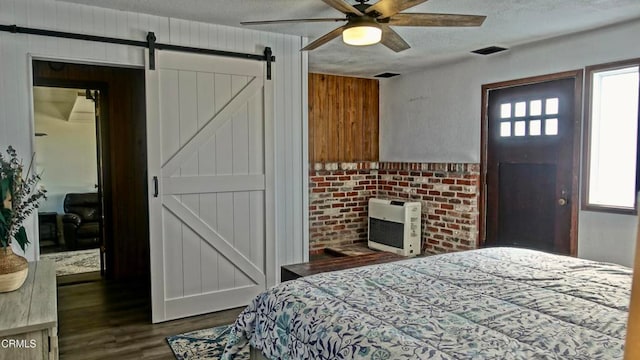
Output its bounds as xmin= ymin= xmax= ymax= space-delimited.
xmin=579 ymin=211 xmax=637 ymax=267
xmin=34 ymin=101 xmax=98 ymax=213
xmin=380 ymin=19 xmax=640 ymax=266
xmin=0 ymin=0 xmax=308 ymax=271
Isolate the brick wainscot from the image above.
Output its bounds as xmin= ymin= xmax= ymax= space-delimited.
xmin=309 ymin=162 xmax=378 ymax=255
xmin=309 ymin=162 xmax=480 ymax=255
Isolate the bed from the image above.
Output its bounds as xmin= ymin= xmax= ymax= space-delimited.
xmin=221 ymin=247 xmax=631 ymax=359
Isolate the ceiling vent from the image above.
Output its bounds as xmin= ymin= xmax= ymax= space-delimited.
xmin=374 ymin=72 xmax=400 ymax=78
xmin=471 ymin=46 xmax=508 ymax=55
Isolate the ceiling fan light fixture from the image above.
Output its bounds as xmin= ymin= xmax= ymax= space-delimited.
xmin=342 ymin=17 xmax=382 ymax=46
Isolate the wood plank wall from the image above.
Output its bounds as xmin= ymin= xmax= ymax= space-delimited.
xmin=309 ymin=73 xmax=379 ymax=162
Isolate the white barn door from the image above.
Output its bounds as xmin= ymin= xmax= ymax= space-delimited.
xmin=146 ymin=51 xmax=275 ymax=323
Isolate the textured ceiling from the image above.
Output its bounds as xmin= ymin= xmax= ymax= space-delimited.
xmin=33 ymin=86 xmax=95 ymax=123
xmin=57 ymin=0 xmax=640 ymax=77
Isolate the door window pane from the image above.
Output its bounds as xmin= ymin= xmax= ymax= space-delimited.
xmin=515 ymin=102 xmax=526 ymax=117
xmin=530 ymin=120 xmax=541 ymax=136
xmin=514 ymin=121 xmax=526 ymax=136
xmin=530 ymin=100 xmax=542 ymax=116
xmin=500 ymin=103 xmax=511 ymax=118
xmin=545 ymin=118 xmax=558 ymax=135
xmin=546 ymin=98 xmax=559 ymax=115
xmin=500 ymin=122 xmax=511 ymax=137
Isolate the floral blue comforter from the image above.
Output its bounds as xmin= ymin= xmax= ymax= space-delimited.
xmin=222 ymin=248 xmax=631 ymax=359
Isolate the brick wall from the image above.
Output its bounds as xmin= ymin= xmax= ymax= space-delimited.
xmin=376 ymin=163 xmax=480 ymax=254
xmin=308 ymin=162 xmax=481 ymax=255
xmin=308 ymin=162 xmax=378 ymax=255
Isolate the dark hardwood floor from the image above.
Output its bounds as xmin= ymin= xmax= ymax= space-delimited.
xmin=57 ymin=278 xmax=243 ymax=359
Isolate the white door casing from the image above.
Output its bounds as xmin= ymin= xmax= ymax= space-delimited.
xmin=146 ymin=50 xmax=275 ymax=323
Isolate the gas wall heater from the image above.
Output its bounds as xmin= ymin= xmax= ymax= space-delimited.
xmin=368 ymin=198 xmax=421 ymax=257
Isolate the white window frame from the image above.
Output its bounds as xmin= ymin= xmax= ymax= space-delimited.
xmin=582 ymin=59 xmax=640 ymax=215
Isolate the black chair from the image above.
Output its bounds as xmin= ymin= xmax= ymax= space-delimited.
xmin=62 ymin=193 xmax=101 ymax=251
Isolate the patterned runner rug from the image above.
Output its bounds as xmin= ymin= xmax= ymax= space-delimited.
xmin=40 ymin=248 xmax=100 ymax=276
xmin=167 ymin=324 xmax=249 ymax=360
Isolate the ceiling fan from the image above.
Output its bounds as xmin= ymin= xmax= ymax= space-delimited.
xmin=241 ymin=0 xmax=486 ymax=52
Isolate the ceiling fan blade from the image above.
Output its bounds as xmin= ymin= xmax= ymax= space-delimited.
xmin=241 ymin=18 xmax=346 ymax=25
xmin=301 ymin=26 xmax=347 ymax=51
xmin=321 ymin=0 xmax=364 ymax=16
xmin=380 ymin=24 xmax=410 ymax=52
xmin=389 ymin=13 xmax=486 ymax=27
xmin=366 ymin=0 xmax=428 ymax=18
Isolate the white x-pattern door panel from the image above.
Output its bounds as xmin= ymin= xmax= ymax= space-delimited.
xmin=146 ymin=50 xmax=274 ymax=323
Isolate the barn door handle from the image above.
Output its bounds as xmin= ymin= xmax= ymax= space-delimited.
xmin=152 ymin=176 xmax=158 ymax=197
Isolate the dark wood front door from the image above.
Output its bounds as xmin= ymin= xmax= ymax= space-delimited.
xmin=484 ymin=74 xmax=581 ymax=255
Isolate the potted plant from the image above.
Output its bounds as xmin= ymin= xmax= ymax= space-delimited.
xmin=0 ymin=146 xmax=46 ymax=292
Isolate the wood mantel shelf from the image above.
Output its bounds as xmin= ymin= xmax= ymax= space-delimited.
xmin=281 ymin=251 xmax=405 ymax=282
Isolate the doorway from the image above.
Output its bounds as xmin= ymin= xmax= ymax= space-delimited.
xmin=34 ymin=86 xmax=105 ymax=278
xmin=481 ymin=71 xmax=582 ymax=255
xmin=32 ymin=60 xmax=150 ymax=281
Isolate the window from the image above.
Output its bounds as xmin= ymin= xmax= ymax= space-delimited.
xmin=498 ymin=97 xmax=561 ymax=138
xmin=583 ymin=60 xmax=640 ymax=213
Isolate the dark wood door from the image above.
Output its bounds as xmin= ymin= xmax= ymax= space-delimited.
xmin=486 ymin=77 xmax=577 ymax=254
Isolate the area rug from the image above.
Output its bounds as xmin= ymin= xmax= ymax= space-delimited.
xmin=167 ymin=324 xmax=249 ymax=360
xmin=40 ymin=248 xmax=100 ymax=276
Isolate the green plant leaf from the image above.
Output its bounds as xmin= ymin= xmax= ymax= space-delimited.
xmin=0 ymin=208 xmax=8 ymax=225
xmin=0 ymin=146 xmax=45 ymax=252
xmin=0 ymin=208 xmax=9 ymax=248
xmin=14 ymin=226 xmax=29 ymax=252
xmin=0 ymin=177 xmax=10 ymax=207
xmin=0 ymin=226 xmax=7 ymax=248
